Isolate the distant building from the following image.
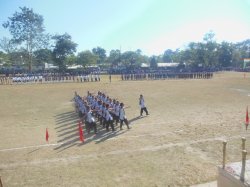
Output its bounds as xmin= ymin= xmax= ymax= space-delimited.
xmin=141 ymin=62 xmax=180 ymax=68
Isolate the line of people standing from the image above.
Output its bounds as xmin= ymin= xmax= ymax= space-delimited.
xmin=1 ymin=74 xmax=101 ymax=85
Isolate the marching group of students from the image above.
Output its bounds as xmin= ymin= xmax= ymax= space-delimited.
xmin=121 ymin=72 xmax=213 ymax=81
xmin=0 ymin=74 xmax=101 ymax=85
xmin=74 ymin=91 xmax=150 ymax=134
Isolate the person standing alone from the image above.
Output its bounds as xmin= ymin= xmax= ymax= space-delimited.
xmin=139 ymin=94 xmax=149 ymax=116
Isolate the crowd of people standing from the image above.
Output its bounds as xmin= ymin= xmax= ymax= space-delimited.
xmin=121 ymin=72 xmax=213 ymax=81
xmin=0 ymin=74 xmax=101 ymax=85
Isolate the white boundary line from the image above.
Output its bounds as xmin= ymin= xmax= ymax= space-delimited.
xmin=0 ymin=129 xmax=245 ymax=152
xmin=0 ymin=142 xmax=78 ymax=152
xmin=0 ymin=130 xmax=184 ymax=152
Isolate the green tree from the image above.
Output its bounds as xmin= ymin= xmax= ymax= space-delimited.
xmin=163 ymin=49 xmax=173 ymax=62
xmin=203 ymin=30 xmax=216 ymax=42
xmin=0 ymin=37 xmax=18 ymax=53
xmin=107 ymin=49 xmax=121 ymax=67
xmin=218 ymin=41 xmax=233 ymax=67
xmin=0 ymin=52 xmax=11 ymax=67
xmin=66 ymin=54 xmax=77 ymax=66
xmin=135 ymin=49 xmax=142 ymax=54
xmin=2 ymin=7 xmax=50 ymax=72
xmin=92 ymin=46 xmax=106 ymax=64
xmin=33 ymin=49 xmax=52 ymax=65
xmin=171 ymin=49 xmax=181 ymax=62
xmin=150 ymin=56 xmax=157 ymax=68
xmin=232 ymin=50 xmax=242 ymax=67
xmin=121 ymin=51 xmax=142 ymax=69
xmin=77 ymin=50 xmax=99 ymax=69
xmin=52 ymin=33 xmax=77 ymax=72
xmin=240 ymin=45 xmax=249 ymax=59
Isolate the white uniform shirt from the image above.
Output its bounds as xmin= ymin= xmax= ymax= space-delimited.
xmin=95 ymin=101 xmax=98 ymax=108
xmin=105 ymin=109 xmax=113 ymax=121
xmin=98 ymin=75 xmax=100 ymax=78
xmin=95 ymin=75 xmax=97 ymax=78
xmin=119 ymin=107 xmax=126 ymax=120
xmin=86 ymin=111 xmax=95 ymax=123
xmin=115 ymin=105 xmax=120 ymax=116
xmin=102 ymin=107 xmax=106 ymax=118
xmin=98 ymin=105 xmax=103 ymax=115
xmin=140 ymin=98 xmax=146 ymax=108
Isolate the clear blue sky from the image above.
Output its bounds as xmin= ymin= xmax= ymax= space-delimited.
xmin=1 ymin=0 xmax=250 ymax=56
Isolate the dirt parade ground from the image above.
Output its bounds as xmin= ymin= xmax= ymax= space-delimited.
xmin=0 ymin=72 xmax=250 ymax=186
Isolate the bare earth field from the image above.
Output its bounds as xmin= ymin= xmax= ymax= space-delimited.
xmin=0 ymin=72 xmax=250 ymax=187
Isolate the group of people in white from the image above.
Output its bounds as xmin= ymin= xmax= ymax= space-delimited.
xmin=74 ymin=91 xmax=132 ymax=134
xmin=76 ymin=74 xmax=101 ymax=82
xmin=12 ymin=76 xmax=43 ymax=84
xmin=2 ymin=74 xmax=101 ymax=85
xmin=74 ymin=91 xmax=150 ymax=134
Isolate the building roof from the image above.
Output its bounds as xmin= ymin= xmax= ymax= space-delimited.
xmin=141 ymin=62 xmax=180 ymax=68
xmin=157 ymin=63 xmax=179 ymax=67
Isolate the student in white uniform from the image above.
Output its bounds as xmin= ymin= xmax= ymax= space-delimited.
xmin=119 ymin=103 xmax=131 ymax=130
xmin=80 ymin=106 xmax=99 ymax=134
xmin=113 ymin=100 xmax=120 ymax=126
xmin=22 ymin=76 xmax=25 ymax=84
xmin=97 ymin=101 xmax=103 ymax=125
xmin=139 ymin=94 xmax=149 ymax=116
xmin=99 ymin=104 xmax=116 ymax=132
xmin=91 ymin=74 xmax=93 ymax=82
xmin=101 ymin=103 xmax=107 ymax=128
xmin=95 ymin=74 xmax=97 ymax=81
xmin=18 ymin=76 xmax=21 ymax=84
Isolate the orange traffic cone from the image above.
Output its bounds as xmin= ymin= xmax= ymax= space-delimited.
xmin=46 ymin=128 xmax=49 ymax=142
xmin=79 ymin=121 xmax=84 ymax=142
xmin=246 ymin=106 xmax=249 ymax=124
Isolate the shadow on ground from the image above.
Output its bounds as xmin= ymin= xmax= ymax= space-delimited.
xmin=53 ymin=107 xmax=144 ymax=152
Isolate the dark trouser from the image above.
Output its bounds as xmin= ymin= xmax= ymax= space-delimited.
xmin=141 ymin=107 xmax=148 ymax=115
xmin=103 ymin=118 xmax=107 ymax=128
xmin=98 ymin=114 xmax=103 ymax=124
xmin=99 ymin=78 xmax=100 ymax=81
xmin=86 ymin=121 xmax=97 ymax=133
xmin=120 ymin=118 xmax=129 ymax=129
xmin=114 ymin=115 xmax=119 ymax=125
xmin=106 ymin=120 xmax=114 ymax=131
xmin=79 ymin=111 xmax=84 ymax=118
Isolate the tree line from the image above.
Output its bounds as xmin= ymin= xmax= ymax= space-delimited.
xmin=0 ymin=7 xmax=249 ymax=73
